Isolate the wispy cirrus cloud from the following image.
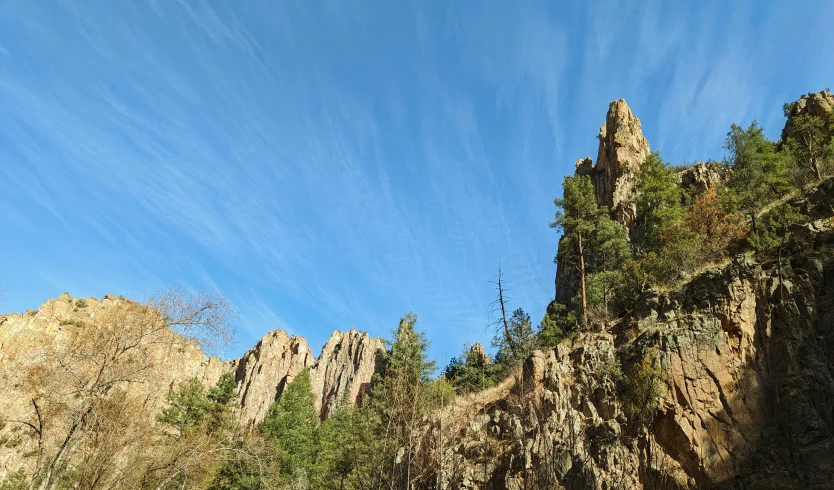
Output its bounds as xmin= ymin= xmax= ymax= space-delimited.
xmin=0 ymin=0 xmax=831 ymax=364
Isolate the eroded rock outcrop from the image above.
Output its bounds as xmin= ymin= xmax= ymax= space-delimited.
xmin=557 ymin=99 xmax=651 ymax=305
xmin=0 ymin=295 xmax=384 ymax=431
xmin=676 ymin=161 xmax=729 ymax=193
xmin=577 ymin=98 xmax=652 ymax=227
xmin=309 ymin=329 xmax=384 ymax=419
xmin=782 ymin=89 xmax=834 ymax=141
xmin=233 ymin=330 xmax=316 ymax=426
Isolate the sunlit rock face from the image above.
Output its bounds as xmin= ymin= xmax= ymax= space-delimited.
xmin=782 ymin=89 xmax=834 ymax=142
xmin=0 ymin=294 xmax=384 ymax=432
xmin=233 ymin=328 xmax=384 ymax=427
xmin=437 ymin=178 xmax=834 ymax=489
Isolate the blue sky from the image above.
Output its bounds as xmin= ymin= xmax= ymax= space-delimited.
xmin=1 ymin=1 xmax=832 ymax=366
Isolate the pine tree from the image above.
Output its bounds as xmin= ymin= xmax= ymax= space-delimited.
xmin=157 ymin=378 xmax=212 ymax=436
xmin=552 ymin=175 xmax=629 ymax=323
xmin=444 ymin=344 xmax=502 ymax=394
xmin=260 ymin=368 xmax=318 ymax=480
xmin=491 ymin=308 xmax=536 ymax=369
xmin=552 ymin=175 xmax=600 ymax=326
xmin=724 ymin=121 xmax=790 ymax=237
xmin=363 ymin=313 xmax=437 ymax=489
xmin=783 ymin=112 xmax=834 ymax=184
xmin=635 ymin=152 xmax=684 ymax=253
xmin=312 ymin=394 xmax=364 ymax=490
xmin=537 ymin=305 xmax=566 ymax=349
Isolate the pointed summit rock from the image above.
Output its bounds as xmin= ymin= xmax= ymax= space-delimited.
xmin=233 ymin=327 xmax=384 ymax=427
xmin=557 ymin=99 xmax=650 ymax=305
xmin=590 ymin=98 xmax=651 ymax=226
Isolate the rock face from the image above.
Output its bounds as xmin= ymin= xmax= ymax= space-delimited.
xmin=422 ymin=179 xmax=834 ymax=489
xmin=308 ymin=329 xmax=384 ymax=419
xmin=782 ymin=89 xmax=834 ymax=141
xmin=0 ymin=295 xmax=384 ymax=430
xmin=233 ymin=330 xmax=316 ymax=427
xmin=579 ymin=98 xmax=652 ymax=227
xmin=676 ymin=161 xmax=730 ymax=193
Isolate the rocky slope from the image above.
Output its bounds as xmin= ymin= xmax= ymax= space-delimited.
xmin=0 ymin=294 xmax=383 ymax=430
xmin=422 ymin=91 xmax=834 ymax=489
xmin=418 ymin=177 xmax=834 ymax=490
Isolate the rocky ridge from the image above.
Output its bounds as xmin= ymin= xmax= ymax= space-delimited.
xmin=0 ymin=294 xmax=383 ymax=429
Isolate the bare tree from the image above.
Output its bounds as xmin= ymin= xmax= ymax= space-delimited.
xmin=488 ymin=262 xmax=514 ymax=358
xmin=3 ymin=286 xmax=236 ymax=490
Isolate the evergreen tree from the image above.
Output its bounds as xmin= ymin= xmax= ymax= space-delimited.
xmin=783 ymin=111 xmax=834 ymax=184
xmin=312 ymin=394 xmax=365 ymax=490
xmin=585 ymin=215 xmax=630 ymax=317
xmin=444 ymin=344 xmax=502 ymax=394
xmin=491 ymin=308 xmax=536 ymax=368
xmin=157 ymin=378 xmax=212 ymax=436
xmin=724 ymin=121 xmax=790 ymax=237
xmin=552 ymin=175 xmax=601 ymax=326
xmin=537 ymin=305 xmax=566 ymax=349
xmin=362 ymin=313 xmax=437 ymax=489
xmin=552 ymin=175 xmax=630 ymax=323
xmin=635 ymin=152 xmax=684 ymax=253
xmin=260 ymin=368 xmax=318 ymax=480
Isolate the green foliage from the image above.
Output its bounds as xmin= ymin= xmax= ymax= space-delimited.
xmin=585 ymin=214 xmax=630 ymax=317
xmin=157 ymin=372 xmax=239 ymax=437
xmin=747 ymin=204 xmax=806 ymax=254
xmin=784 ymin=113 xmax=834 ymax=185
xmin=552 ymin=175 xmax=600 ymax=243
xmin=725 ymin=121 xmax=790 ymax=234
xmin=621 ymin=351 xmax=666 ymax=434
xmin=635 ymin=152 xmax=684 ymax=253
xmin=157 ymin=378 xmax=212 ymax=436
xmin=312 ymin=396 xmax=362 ymax=490
xmin=552 ymin=174 xmax=630 ymax=320
xmin=491 ymin=308 xmax=537 ymax=368
xmin=444 ymin=344 xmax=502 ymax=394
xmin=537 ymin=306 xmax=567 ymax=348
xmin=360 ymin=313 xmax=441 ymax=489
xmin=260 ymin=368 xmax=319 ymax=479
xmin=74 ymin=299 xmax=88 ymax=309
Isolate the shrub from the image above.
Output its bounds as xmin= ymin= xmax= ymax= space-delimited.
xmin=621 ymin=351 xmax=666 ymax=434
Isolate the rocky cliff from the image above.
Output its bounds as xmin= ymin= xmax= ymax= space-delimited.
xmin=576 ymin=98 xmax=652 ymax=228
xmin=233 ymin=327 xmax=383 ymax=427
xmin=419 ymin=178 xmax=834 ymax=489
xmin=0 ymin=294 xmax=383 ymax=429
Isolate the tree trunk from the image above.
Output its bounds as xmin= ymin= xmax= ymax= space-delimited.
xmin=497 ymin=266 xmax=512 ymax=356
xmin=578 ymin=232 xmax=588 ymax=327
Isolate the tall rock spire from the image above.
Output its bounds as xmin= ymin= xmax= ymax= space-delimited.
xmin=582 ymin=98 xmax=651 ymax=227
xmin=557 ymin=98 xmax=650 ymax=305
